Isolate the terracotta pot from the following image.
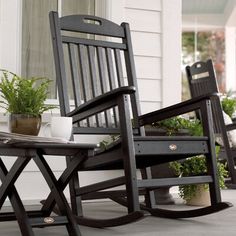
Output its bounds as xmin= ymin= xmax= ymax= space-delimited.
xmin=9 ymin=114 xmax=41 ymax=136
xmin=186 ymin=184 xmax=210 ymax=206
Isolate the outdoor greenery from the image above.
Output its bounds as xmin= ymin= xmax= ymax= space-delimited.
xmin=99 ymin=115 xmax=229 ymax=203
xmin=221 ymin=96 xmax=236 ymax=118
xmin=151 ymin=116 xmax=202 ymax=136
xmin=153 ymin=116 xmax=228 ymax=202
xmin=99 ymin=135 xmax=120 ymax=151
xmin=182 ymin=31 xmax=225 ymax=101
xmin=0 ymin=70 xmax=56 ymax=116
xmin=170 ymin=148 xmax=228 ymax=201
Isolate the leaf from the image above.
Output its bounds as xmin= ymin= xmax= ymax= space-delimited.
xmin=0 ymin=70 xmax=57 ymax=115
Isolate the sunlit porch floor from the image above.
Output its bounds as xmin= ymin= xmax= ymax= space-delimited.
xmin=1 ymin=189 xmax=236 ymax=236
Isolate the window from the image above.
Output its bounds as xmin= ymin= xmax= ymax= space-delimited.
xmin=21 ymin=0 xmax=95 ymax=99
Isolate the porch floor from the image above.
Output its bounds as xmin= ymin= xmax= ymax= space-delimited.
xmin=1 ymin=189 xmax=236 ymax=235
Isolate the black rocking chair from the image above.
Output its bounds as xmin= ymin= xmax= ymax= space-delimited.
xmin=49 ymin=12 xmax=231 ymax=228
xmin=186 ymin=59 xmax=236 ymax=188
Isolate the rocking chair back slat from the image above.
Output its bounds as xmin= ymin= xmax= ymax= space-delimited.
xmin=106 ymin=47 xmax=118 ymax=127
xmin=114 ymin=49 xmax=125 ymax=87
xmin=87 ymin=45 xmax=102 ymax=127
xmin=97 ymin=46 xmax=113 ymax=128
xmin=68 ymin=43 xmax=82 ymax=108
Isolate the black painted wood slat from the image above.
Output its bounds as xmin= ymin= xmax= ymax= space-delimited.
xmin=106 ymin=48 xmax=118 ymax=127
xmin=88 ymin=45 xmax=101 ymax=127
xmin=68 ymin=43 xmax=82 ymax=107
xmin=62 ymin=36 xmax=127 ymax=50
xmin=78 ymin=44 xmax=91 ymax=127
xmin=60 ymin=14 xmax=125 ymax=38
xmin=114 ymin=49 xmax=124 ymax=87
xmin=97 ymin=47 xmax=112 ymax=127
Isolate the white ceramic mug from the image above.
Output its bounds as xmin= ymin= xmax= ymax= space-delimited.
xmin=45 ymin=116 xmax=73 ymax=140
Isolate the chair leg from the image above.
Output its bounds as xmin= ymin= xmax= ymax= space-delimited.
xmin=140 ymin=168 xmax=157 ymax=208
xmin=66 ymin=156 xmax=83 ymax=216
xmin=201 ymin=100 xmax=222 ymax=204
xmin=118 ymin=95 xmax=140 ymax=213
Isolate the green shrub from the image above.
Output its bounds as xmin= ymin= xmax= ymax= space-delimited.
xmin=170 ymin=146 xmax=228 ymax=201
xmin=221 ymin=97 xmax=236 ymax=118
xmin=151 ymin=116 xmax=202 ymax=136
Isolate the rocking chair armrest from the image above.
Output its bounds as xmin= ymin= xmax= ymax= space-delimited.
xmin=226 ymin=123 xmax=236 ymax=131
xmin=67 ymin=86 xmax=136 ymax=118
xmin=138 ymin=93 xmax=218 ymax=126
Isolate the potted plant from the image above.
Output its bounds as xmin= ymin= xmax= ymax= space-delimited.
xmin=0 ymin=70 xmax=56 ymax=135
xmin=221 ymin=95 xmax=236 ymax=118
xmin=146 ymin=116 xmax=203 ymax=204
xmin=169 ymin=147 xmax=228 ymax=206
xmin=151 ymin=117 xmax=228 ymax=206
xmin=148 ymin=116 xmax=203 ymax=136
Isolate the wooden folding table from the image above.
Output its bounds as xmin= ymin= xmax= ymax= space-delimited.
xmin=0 ymin=141 xmax=96 ymax=236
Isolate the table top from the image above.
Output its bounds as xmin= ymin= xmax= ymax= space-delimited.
xmin=0 ymin=141 xmax=98 ymax=157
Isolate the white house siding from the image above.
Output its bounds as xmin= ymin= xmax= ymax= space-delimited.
xmin=124 ymin=0 xmax=163 ymax=114
xmin=0 ymin=0 xmax=181 ymax=203
xmin=124 ymin=0 xmax=181 ymax=111
xmin=0 ymin=0 xmax=21 ymax=74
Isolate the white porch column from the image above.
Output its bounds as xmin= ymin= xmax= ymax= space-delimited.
xmin=225 ymin=27 xmax=236 ymax=92
xmin=162 ymin=0 xmax=182 ymax=107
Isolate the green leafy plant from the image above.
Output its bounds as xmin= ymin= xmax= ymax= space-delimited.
xmin=99 ymin=135 xmax=120 ymax=151
xmin=170 ymin=146 xmax=228 ymax=201
xmin=221 ymin=96 xmax=236 ymax=118
xmin=151 ymin=116 xmax=203 ymax=136
xmin=0 ymin=70 xmax=56 ymax=116
xmin=153 ymin=116 xmax=228 ymax=201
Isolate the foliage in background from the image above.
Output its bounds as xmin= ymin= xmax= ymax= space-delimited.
xmin=182 ymin=31 xmax=225 ymax=101
xmin=99 ymin=135 xmax=120 ymax=151
xmin=153 ymin=116 xmax=228 ymax=201
xmin=151 ymin=116 xmax=203 ymax=136
xmin=0 ymin=70 xmax=56 ymax=116
xmin=170 ymin=146 xmax=228 ymax=201
xmin=221 ymin=96 xmax=236 ymax=118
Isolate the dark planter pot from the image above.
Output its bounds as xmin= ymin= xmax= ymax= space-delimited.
xmin=9 ymin=114 xmax=42 ymax=136
xmin=145 ymin=127 xmax=189 ymax=205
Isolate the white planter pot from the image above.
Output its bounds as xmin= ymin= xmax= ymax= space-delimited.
xmin=186 ymin=185 xmax=210 ymax=206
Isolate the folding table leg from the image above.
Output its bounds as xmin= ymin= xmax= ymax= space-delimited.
xmin=33 ymin=151 xmax=81 ymax=236
xmin=0 ymin=157 xmax=34 ymax=236
xmin=66 ymin=156 xmax=83 ymax=216
xmin=40 ymin=153 xmax=86 ymax=215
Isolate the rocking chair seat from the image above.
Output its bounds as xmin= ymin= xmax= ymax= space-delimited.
xmin=84 ymin=136 xmax=209 ymax=170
